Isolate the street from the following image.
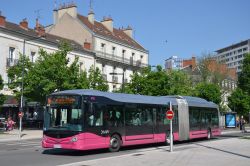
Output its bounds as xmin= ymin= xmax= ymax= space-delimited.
xmin=0 ymin=132 xmax=249 ymax=166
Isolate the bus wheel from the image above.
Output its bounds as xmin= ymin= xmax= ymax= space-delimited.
xmin=109 ymin=134 xmax=121 ymax=152
xmin=207 ymin=129 xmax=212 ymax=139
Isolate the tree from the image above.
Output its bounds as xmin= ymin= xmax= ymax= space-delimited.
xmin=0 ymin=75 xmax=5 ymax=105
xmin=7 ymin=41 xmax=90 ymax=104
xmin=166 ymin=70 xmax=193 ymax=96
xmin=238 ymin=53 xmax=250 ymax=95
xmin=125 ymin=66 xmax=193 ymax=96
xmin=228 ymin=53 xmax=250 ymax=117
xmin=193 ymin=82 xmax=221 ymax=105
xmin=228 ymin=88 xmax=250 ymax=117
xmin=88 ymin=66 xmax=109 ymax=91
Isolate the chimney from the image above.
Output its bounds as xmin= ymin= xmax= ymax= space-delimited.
xmin=35 ymin=19 xmax=45 ymax=37
xmin=123 ymin=26 xmax=133 ymax=38
xmin=191 ymin=56 xmax=196 ymax=70
xmin=101 ymin=16 xmax=113 ymax=32
xmin=88 ymin=11 xmax=95 ymax=25
xmin=83 ymin=42 xmax=91 ymax=50
xmin=53 ymin=3 xmax=77 ymax=24
xmin=19 ymin=18 xmax=28 ymax=30
xmin=0 ymin=11 xmax=6 ymax=27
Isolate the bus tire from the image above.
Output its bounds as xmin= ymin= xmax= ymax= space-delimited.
xmin=109 ymin=134 xmax=121 ymax=152
xmin=207 ymin=129 xmax=212 ymax=140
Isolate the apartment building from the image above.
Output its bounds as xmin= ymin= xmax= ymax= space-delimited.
xmin=216 ymin=39 xmax=250 ymax=74
xmin=45 ymin=4 xmax=149 ymax=91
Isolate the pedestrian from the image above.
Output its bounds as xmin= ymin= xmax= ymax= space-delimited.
xmin=239 ymin=116 xmax=245 ymax=133
xmin=6 ymin=116 xmax=16 ymax=131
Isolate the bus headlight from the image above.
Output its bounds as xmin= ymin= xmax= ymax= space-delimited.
xmin=71 ymin=137 xmax=78 ymax=142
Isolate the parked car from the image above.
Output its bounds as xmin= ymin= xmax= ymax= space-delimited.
xmin=0 ymin=117 xmax=7 ymax=130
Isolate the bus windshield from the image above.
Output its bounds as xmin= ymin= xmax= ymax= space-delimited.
xmin=44 ymin=95 xmax=83 ymax=131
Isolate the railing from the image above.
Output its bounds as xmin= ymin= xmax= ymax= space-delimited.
xmin=95 ymin=51 xmax=148 ymax=67
xmin=6 ymin=58 xmax=19 ymax=67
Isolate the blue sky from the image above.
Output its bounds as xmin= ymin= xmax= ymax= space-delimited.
xmin=1 ymin=0 xmax=250 ymax=66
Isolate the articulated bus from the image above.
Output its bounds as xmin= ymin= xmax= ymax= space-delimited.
xmin=42 ymin=89 xmax=221 ymax=152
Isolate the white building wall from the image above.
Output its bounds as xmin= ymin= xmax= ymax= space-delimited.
xmin=217 ymin=41 xmax=250 ymax=73
xmin=94 ymin=36 xmax=148 ymax=91
xmin=0 ymin=32 xmax=94 ymax=95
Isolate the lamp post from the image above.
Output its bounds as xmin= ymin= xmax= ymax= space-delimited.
xmin=109 ymin=71 xmax=125 ymax=93
xmin=19 ymin=36 xmax=42 ymax=139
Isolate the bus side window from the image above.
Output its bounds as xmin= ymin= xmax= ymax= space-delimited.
xmin=87 ymin=103 xmax=103 ymax=127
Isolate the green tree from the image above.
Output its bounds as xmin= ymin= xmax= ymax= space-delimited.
xmin=228 ymin=53 xmax=250 ymax=117
xmin=126 ymin=66 xmax=193 ymax=96
xmin=228 ymin=88 xmax=250 ymax=116
xmin=193 ymin=82 xmax=221 ymax=104
xmin=88 ymin=66 xmax=109 ymax=91
xmin=166 ymin=70 xmax=193 ymax=96
xmin=8 ymin=41 xmax=90 ymax=104
xmin=238 ymin=53 xmax=250 ymax=95
xmin=0 ymin=75 xmax=5 ymax=105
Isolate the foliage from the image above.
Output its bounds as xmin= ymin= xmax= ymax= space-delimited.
xmin=228 ymin=53 xmax=250 ymax=117
xmin=228 ymin=88 xmax=250 ymax=117
xmin=193 ymin=82 xmax=221 ymax=104
xmin=0 ymin=75 xmax=5 ymax=105
xmin=125 ymin=66 xmax=193 ymax=96
xmin=88 ymin=66 xmax=109 ymax=91
xmin=238 ymin=53 xmax=250 ymax=95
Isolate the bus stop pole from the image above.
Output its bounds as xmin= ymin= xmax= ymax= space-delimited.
xmin=170 ymin=102 xmax=173 ymax=152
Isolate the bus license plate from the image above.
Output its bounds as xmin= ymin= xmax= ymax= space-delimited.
xmin=54 ymin=144 xmax=61 ymax=148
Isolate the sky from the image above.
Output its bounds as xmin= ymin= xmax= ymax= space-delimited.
xmin=1 ymin=0 xmax=250 ymax=66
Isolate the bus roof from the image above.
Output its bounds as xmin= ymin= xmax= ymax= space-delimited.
xmin=52 ymin=89 xmax=217 ymax=108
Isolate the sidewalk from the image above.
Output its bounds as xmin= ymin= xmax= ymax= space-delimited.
xmin=0 ymin=129 xmax=42 ymax=142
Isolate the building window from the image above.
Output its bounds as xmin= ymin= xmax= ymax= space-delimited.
xmin=30 ymin=51 xmax=36 ymax=62
xmin=122 ymin=50 xmax=126 ymax=59
xmin=101 ymin=43 xmax=106 ymax=52
xmin=112 ymin=47 xmax=116 ymax=56
xmin=9 ymin=47 xmax=15 ymax=61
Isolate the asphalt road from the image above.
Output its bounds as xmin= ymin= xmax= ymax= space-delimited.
xmin=0 ymin=132 xmax=249 ymax=166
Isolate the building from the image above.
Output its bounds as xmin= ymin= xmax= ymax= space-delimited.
xmin=45 ymin=4 xmax=149 ymax=91
xmin=0 ymin=12 xmax=94 ymax=122
xmin=216 ymin=39 xmax=250 ymax=74
xmin=164 ymin=56 xmax=183 ymax=71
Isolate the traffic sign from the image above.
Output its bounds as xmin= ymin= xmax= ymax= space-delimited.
xmin=166 ymin=110 xmax=174 ymax=120
xmin=18 ymin=112 xmax=24 ymax=118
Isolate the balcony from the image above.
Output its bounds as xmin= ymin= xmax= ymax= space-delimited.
xmin=95 ymin=51 xmax=148 ymax=68
xmin=6 ymin=58 xmax=19 ymax=67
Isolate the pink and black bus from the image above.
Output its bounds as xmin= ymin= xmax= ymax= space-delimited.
xmin=42 ymin=89 xmax=221 ymax=152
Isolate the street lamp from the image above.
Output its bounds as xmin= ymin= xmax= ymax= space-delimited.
xmin=109 ymin=71 xmax=125 ymax=93
xmin=19 ymin=35 xmax=43 ymax=139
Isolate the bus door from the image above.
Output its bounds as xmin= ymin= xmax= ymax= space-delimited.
xmin=125 ymin=104 xmax=154 ymax=141
xmin=84 ymin=102 xmax=107 ymax=148
xmin=177 ymin=99 xmax=189 ymax=141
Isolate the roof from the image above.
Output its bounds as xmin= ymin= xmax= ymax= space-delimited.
xmin=52 ymin=89 xmax=218 ymax=108
xmin=215 ymin=39 xmax=250 ymax=53
xmin=1 ymin=21 xmax=94 ymax=55
xmin=77 ymin=14 xmax=147 ymax=52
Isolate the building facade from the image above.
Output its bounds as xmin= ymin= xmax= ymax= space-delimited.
xmin=45 ymin=4 xmax=149 ymax=91
xmin=164 ymin=56 xmax=183 ymax=71
xmin=216 ymin=39 xmax=250 ymax=74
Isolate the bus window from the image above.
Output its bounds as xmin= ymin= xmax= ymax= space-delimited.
xmin=106 ymin=105 xmax=123 ymax=127
xmin=86 ymin=103 xmax=104 ymax=127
